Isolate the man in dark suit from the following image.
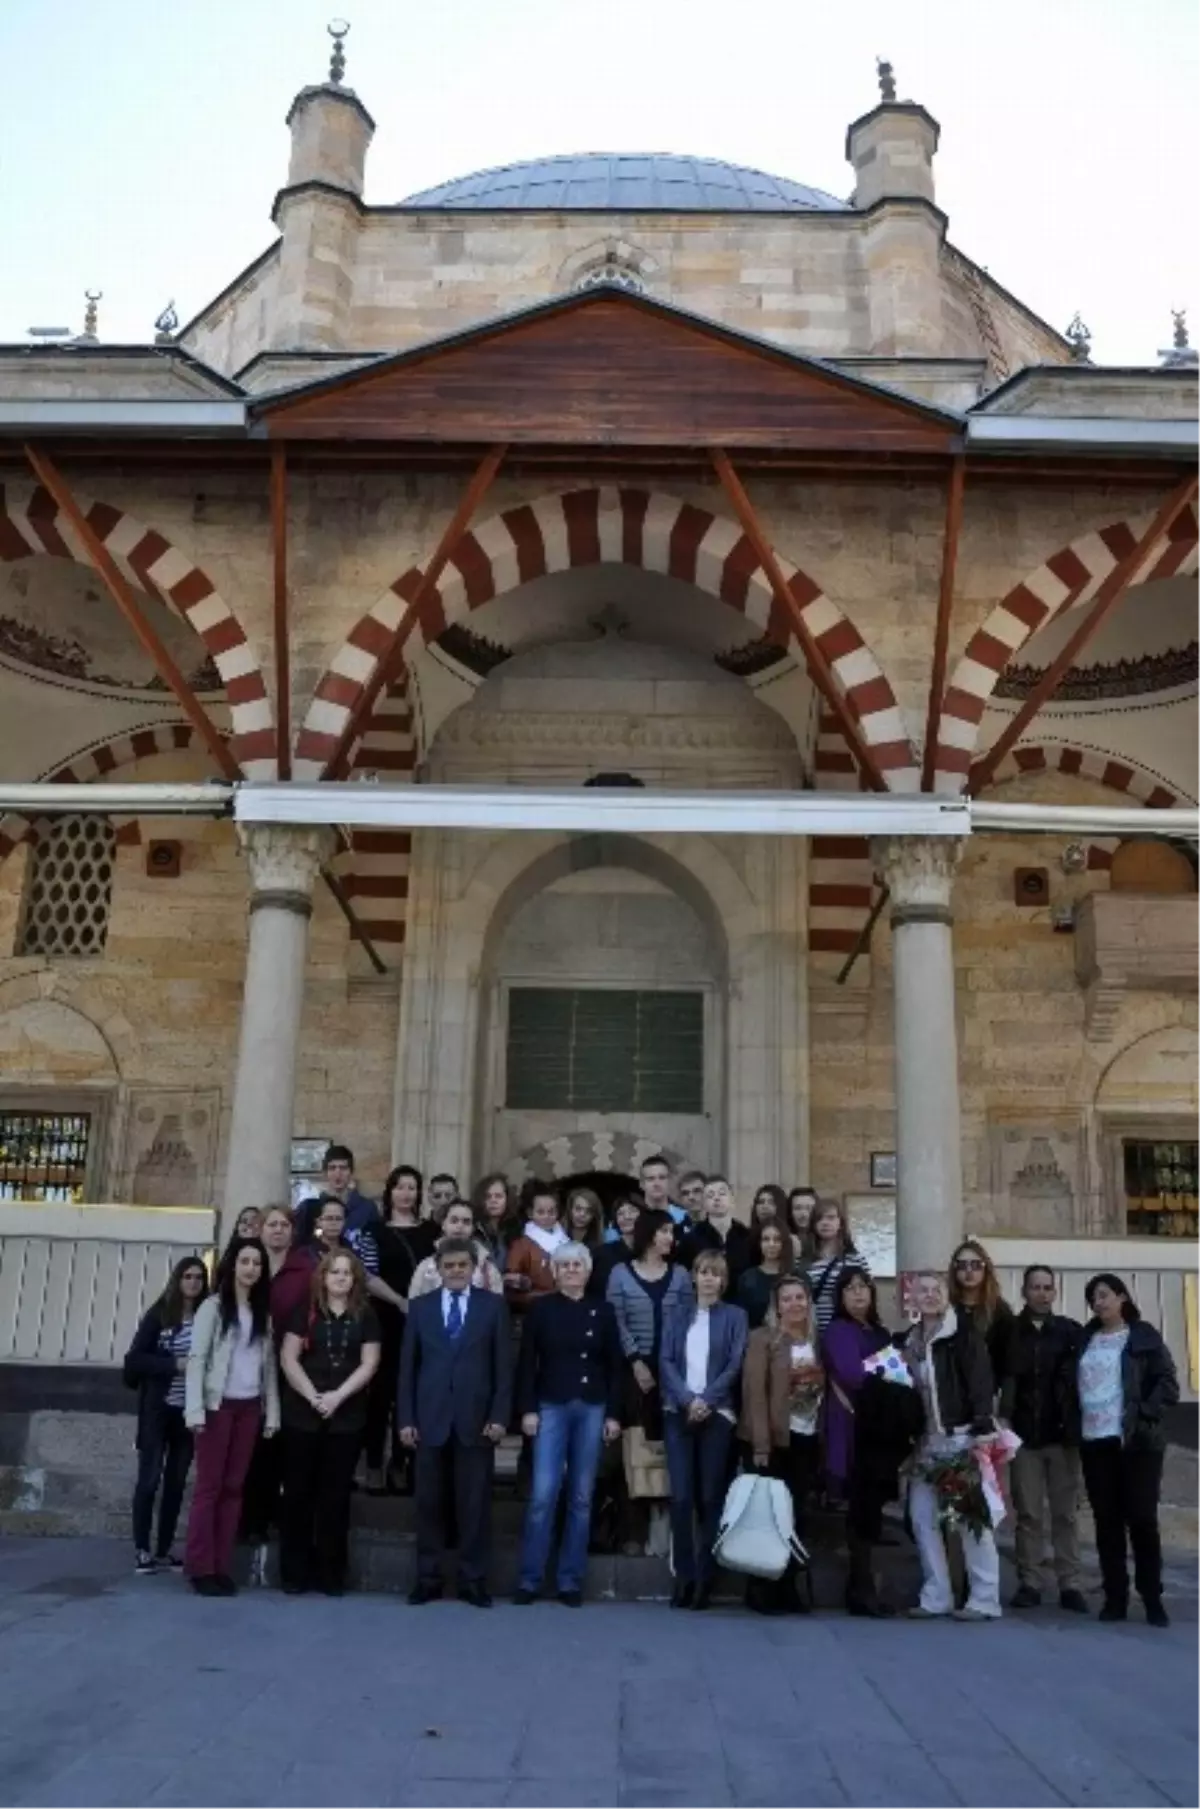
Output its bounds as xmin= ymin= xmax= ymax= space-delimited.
xmin=397 ymin=1238 xmax=511 ymax=1607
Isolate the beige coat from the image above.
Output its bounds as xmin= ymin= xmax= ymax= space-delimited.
xmin=184 ymin=1294 xmax=280 ymax=1433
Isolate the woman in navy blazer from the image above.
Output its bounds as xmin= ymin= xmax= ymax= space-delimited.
xmin=659 ymin=1250 xmax=749 ymax=1609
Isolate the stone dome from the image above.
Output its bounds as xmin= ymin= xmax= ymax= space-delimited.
xmin=401 ymin=153 xmax=844 ymax=213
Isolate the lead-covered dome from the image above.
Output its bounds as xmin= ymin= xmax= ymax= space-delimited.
xmin=401 ymin=153 xmax=844 ymax=212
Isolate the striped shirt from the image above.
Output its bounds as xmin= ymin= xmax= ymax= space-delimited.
xmin=164 ymin=1321 xmax=193 ymax=1408
xmin=806 ymin=1254 xmax=871 ymax=1338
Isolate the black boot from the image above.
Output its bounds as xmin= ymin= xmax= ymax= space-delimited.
xmin=845 ymin=1531 xmax=893 ymax=1618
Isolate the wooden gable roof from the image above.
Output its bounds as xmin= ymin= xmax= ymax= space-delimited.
xmin=253 ymin=288 xmax=963 ymax=456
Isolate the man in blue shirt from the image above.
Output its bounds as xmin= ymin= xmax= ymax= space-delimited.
xmin=294 ymin=1144 xmax=380 ymax=1246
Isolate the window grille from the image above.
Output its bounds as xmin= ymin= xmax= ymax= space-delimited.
xmin=0 ymin=1111 xmax=92 ymax=1201
xmin=1123 ymin=1140 xmax=1198 ymax=1239
xmin=575 ymin=262 xmax=645 ymax=295
xmin=506 ymin=988 xmax=703 ymax=1113
xmin=19 ymin=814 xmax=115 ymax=956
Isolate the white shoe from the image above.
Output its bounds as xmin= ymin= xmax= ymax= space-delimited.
xmin=953 ymin=1605 xmax=998 ymax=1622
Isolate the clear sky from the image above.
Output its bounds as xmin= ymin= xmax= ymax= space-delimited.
xmin=1 ymin=0 xmax=1195 ymax=362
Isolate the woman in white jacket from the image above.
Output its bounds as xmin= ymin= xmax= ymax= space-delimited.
xmin=184 ymin=1238 xmax=280 ymax=1597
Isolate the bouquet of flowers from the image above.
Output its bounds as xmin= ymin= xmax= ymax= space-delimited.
xmin=918 ymin=1447 xmax=991 ymax=1539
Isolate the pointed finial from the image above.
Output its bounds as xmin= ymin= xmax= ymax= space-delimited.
xmin=83 ymin=290 xmax=102 ymax=339
xmin=1172 ymin=307 xmax=1189 ymax=350
xmin=876 ymin=57 xmax=897 ymax=102
xmin=327 ymin=18 xmax=349 ymax=84
xmin=1065 ymin=312 xmax=1091 ymax=362
xmin=154 ymin=301 xmax=178 ymax=344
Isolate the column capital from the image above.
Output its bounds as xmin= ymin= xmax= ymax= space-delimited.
xmin=237 ymin=822 xmax=335 ymax=912
xmin=871 ymin=834 xmax=964 ymax=925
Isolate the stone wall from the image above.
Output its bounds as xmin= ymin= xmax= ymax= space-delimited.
xmin=0 ymin=754 xmax=399 ymax=1206
xmin=180 ymin=209 xmax=1070 ymax=380
xmin=809 ymin=767 xmax=1199 ymax=1242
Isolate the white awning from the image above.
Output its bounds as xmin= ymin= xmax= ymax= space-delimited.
xmin=0 ymin=781 xmax=1194 ymax=842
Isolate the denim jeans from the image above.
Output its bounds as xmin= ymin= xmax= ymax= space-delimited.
xmin=518 ymin=1400 xmax=606 ymax=1594
xmin=132 ymin=1402 xmax=194 ymax=1556
xmin=663 ymin=1411 xmax=734 ymax=1585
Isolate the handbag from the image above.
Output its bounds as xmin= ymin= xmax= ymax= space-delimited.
xmin=622 ymin=1425 xmax=670 ymax=1499
xmin=712 ymin=1472 xmax=810 ymax=1580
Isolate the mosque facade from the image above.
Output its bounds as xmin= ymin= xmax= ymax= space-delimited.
xmin=0 ymin=42 xmax=1195 ymax=1274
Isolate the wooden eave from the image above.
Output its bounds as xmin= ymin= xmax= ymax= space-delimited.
xmin=249 ymin=287 xmax=965 ymax=457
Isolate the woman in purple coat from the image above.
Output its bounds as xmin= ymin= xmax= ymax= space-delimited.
xmin=822 ymin=1268 xmax=898 ymax=1616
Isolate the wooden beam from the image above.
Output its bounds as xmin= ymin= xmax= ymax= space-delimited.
xmin=270 ymin=446 xmax=292 ymax=780
xmin=972 ymin=474 xmax=1199 ymax=791
xmin=835 ymin=884 xmax=889 ymax=986
xmin=710 ymin=449 xmax=888 ymax=793
xmin=324 ymin=443 xmax=507 ymax=779
xmin=921 ymin=455 xmax=966 ymax=790
xmin=320 ymin=864 xmax=387 ymax=975
xmin=24 ymin=444 xmax=240 ymax=781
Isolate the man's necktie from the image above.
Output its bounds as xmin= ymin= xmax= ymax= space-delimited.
xmin=447 ymin=1292 xmax=464 ymax=1341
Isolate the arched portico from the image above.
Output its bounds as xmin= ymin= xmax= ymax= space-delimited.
xmin=933 ymin=504 xmax=1198 ymax=790
xmin=0 ymin=483 xmax=276 ymax=776
xmin=295 ymin=484 xmax=919 ymax=787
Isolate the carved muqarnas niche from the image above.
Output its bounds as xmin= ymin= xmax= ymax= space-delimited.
xmin=124 ymin=1092 xmax=220 ymax=1207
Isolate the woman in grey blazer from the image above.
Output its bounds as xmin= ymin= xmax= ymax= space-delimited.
xmin=659 ymin=1251 xmax=748 ymax=1608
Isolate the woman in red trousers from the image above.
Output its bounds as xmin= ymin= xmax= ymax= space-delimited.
xmin=184 ymin=1238 xmax=280 ymax=1596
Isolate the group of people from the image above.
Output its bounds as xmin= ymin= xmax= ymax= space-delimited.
xmin=123 ymin=1145 xmax=1180 ymax=1625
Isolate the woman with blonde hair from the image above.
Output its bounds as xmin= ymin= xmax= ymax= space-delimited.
xmin=740 ymin=1273 xmax=824 ymax=1614
xmin=659 ymin=1251 xmax=748 ymax=1608
xmin=278 ymin=1248 xmax=381 ymax=1595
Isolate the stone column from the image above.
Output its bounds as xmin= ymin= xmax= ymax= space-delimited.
xmin=223 ymin=823 xmax=334 ymax=1225
xmin=871 ymin=836 xmax=966 ymax=1277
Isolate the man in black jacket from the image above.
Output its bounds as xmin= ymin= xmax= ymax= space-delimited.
xmin=1000 ymin=1266 xmax=1087 ymax=1613
xmin=397 ymin=1239 xmax=512 ymax=1607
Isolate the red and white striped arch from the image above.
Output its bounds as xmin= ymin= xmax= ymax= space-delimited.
xmin=977 ymin=742 xmax=1188 ymax=872
xmin=0 ymin=482 xmax=276 ymax=777
xmin=933 ymin=504 xmax=1198 ymax=792
xmin=0 ymin=723 xmax=204 ymax=865
xmin=295 ymin=486 xmax=919 ymax=789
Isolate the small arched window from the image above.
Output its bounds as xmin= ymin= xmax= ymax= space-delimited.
xmin=19 ymin=814 xmax=116 ymax=956
xmin=574 ymin=260 xmax=646 ymax=295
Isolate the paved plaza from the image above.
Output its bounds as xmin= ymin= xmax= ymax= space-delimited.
xmin=0 ymin=1538 xmax=1194 ymax=1808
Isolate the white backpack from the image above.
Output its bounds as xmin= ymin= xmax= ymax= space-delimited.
xmin=712 ymin=1472 xmax=810 ymax=1580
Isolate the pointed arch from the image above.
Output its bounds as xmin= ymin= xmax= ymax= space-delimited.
xmin=0 ymin=722 xmax=207 ymax=864
xmin=295 ymin=485 xmax=919 ymax=788
xmin=0 ymin=481 xmax=276 ymax=776
xmin=933 ymin=503 xmax=1198 ymax=791
xmin=977 ymin=740 xmax=1189 ymax=872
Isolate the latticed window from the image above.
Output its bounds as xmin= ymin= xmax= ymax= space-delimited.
xmin=0 ymin=1111 xmax=92 ymax=1201
xmin=1123 ymin=1140 xmax=1199 ymax=1239
xmin=506 ymin=988 xmax=704 ymax=1113
xmin=19 ymin=815 xmax=115 ymax=956
xmin=574 ymin=261 xmax=645 ymax=294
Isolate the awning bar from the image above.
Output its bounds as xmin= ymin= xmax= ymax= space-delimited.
xmin=233 ymin=784 xmax=970 ymax=838
xmin=0 ymin=782 xmax=1194 ymax=842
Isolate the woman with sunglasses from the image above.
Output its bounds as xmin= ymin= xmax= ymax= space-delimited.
xmin=123 ymin=1255 xmax=210 ymax=1576
xmin=948 ymin=1239 xmax=1014 ymax=1394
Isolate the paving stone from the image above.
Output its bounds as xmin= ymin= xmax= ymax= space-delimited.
xmin=0 ymin=1536 xmax=1192 ymax=1809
